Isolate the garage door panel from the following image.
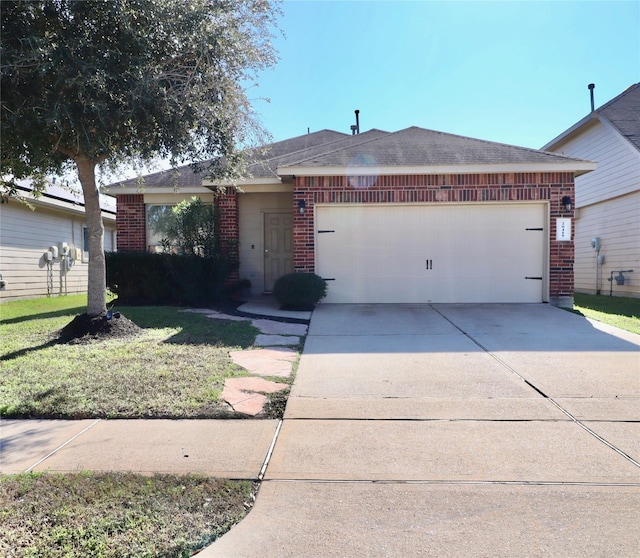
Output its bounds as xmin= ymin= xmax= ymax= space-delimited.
xmin=316 ymin=204 xmax=546 ymax=304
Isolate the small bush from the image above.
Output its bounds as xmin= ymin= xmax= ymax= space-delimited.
xmin=273 ymin=272 xmax=327 ymax=310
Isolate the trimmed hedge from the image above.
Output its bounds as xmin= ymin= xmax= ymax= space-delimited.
xmin=106 ymin=251 xmax=230 ymax=306
xmin=273 ymin=272 xmax=327 ymax=310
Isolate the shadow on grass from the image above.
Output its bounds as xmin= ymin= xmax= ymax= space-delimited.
xmin=3 ymin=305 xmax=256 ymax=356
xmin=0 ymin=307 xmax=86 ymax=326
xmin=119 ymin=306 xmax=257 ymax=349
xmin=0 ymin=338 xmax=62 ymax=362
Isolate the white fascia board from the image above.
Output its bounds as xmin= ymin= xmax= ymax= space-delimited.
xmin=32 ymin=196 xmax=86 ymax=216
xmin=102 ymin=212 xmax=116 ymax=223
xmin=15 ymin=183 xmax=116 ymax=214
xmin=104 ymin=186 xmax=211 ymax=195
xmin=541 ymin=114 xmax=598 ymax=151
xmin=278 ymin=161 xmax=597 ymax=177
xmin=29 ymin=196 xmax=116 ymax=223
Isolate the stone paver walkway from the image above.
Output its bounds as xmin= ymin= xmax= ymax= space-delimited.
xmin=221 ymin=377 xmax=289 ymax=415
xmin=182 ymin=308 xmax=307 ymax=347
xmin=182 ymin=309 xmax=307 ymax=415
xmin=229 ymin=348 xmax=298 ymax=378
xmin=254 ymin=334 xmax=301 ymax=347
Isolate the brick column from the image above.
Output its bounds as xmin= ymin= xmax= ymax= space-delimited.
xmin=548 ymin=180 xmax=575 ymax=307
xmin=216 ymin=189 xmax=240 ymax=281
xmin=293 ymin=178 xmax=316 ymax=273
xmin=116 ymin=194 xmax=146 ymax=251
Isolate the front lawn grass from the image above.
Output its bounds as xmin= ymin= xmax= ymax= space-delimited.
xmin=0 ymin=295 xmax=259 ymax=418
xmin=0 ymin=472 xmax=254 ymax=558
xmin=573 ymin=293 xmax=640 ymax=335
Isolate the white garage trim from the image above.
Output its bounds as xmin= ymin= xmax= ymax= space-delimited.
xmin=315 ymin=202 xmax=549 ymax=304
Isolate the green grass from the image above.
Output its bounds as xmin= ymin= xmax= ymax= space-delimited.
xmin=0 ymin=472 xmax=254 ymax=558
xmin=0 ymin=296 xmax=296 ymax=557
xmin=573 ymin=293 xmax=640 ymax=335
xmin=0 ymin=295 xmax=260 ymax=418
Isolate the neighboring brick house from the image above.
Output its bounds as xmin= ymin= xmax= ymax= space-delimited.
xmin=543 ymin=83 xmax=640 ymax=298
xmin=110 ymin=126 xmax=594 ymax=307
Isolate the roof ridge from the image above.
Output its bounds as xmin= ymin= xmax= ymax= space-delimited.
xmin=248 ymin=131 xmax=357 ymax=167
xmin=595 ymin=83 xmax=640 ymax=152
xmin=595 ymin=82 xmax=640 ymax=114
xmin=250 ymin=129 xmax=349 ymax=153
xmin=281 ymin=129 xmax=390 ymax=167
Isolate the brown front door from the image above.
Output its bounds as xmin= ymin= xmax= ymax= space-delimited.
xmin=264 ymin=213 xmax=293 ymax=291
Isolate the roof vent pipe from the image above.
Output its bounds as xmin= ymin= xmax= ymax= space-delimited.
xmin=355 ymin=109 xmax=360 ymax=134
xmin=588 ymin=83 xmax=595 ymax=112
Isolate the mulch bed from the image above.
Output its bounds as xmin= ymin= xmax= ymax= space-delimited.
xmin=58 ymin=312 xmax=142 ymax=344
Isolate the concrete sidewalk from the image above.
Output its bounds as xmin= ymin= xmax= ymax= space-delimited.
xmin=204 ymin=304 xmax=640 ymax=557
xmin=1 ymin=419 xmax=279 ymax=478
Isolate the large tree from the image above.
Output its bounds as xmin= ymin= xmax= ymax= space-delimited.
xmin=1 ymin=0 xmax=279 ymax=316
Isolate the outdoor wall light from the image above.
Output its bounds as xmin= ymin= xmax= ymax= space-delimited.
xmin=298 ymin=199 xmax=306 ymax=215
xmin=562 ymin=196 xmax=572 ymax=212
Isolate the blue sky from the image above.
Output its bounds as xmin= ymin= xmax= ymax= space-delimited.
xmin=250 ymin=0 xmax=639 ymax=149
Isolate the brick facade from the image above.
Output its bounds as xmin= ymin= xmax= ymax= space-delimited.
xmin=116 ymin=172 xmax=576 ymax=303
xmin=115 ymin=194 xmax=146 ymax=251
xmin=293 ymin=172 xmax=575 ymax=302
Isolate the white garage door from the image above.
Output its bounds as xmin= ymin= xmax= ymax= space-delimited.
xmin=316 ymin=203 xmax=546 ymax=303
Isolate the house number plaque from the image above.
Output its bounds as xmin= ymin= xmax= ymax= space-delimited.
xmin=556 ymin=218 xmax=571 ymax=241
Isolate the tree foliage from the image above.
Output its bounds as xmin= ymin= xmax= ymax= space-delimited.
xmin=164 ymin=197 xmax=218 ymax=258
xmin=1 ymin=0 xmax=280 ymax=180
xmin=1 ymin=0 xmax=280 ymax=315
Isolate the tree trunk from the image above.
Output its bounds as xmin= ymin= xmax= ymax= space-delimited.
xmin=75 ymin=157 xmax=106 ymax=317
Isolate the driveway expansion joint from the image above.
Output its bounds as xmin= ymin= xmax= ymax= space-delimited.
xmin=431 ymin=305 xmax=640 ymax=469
xmin=262 ymin=478 xmax=640 ymax=487
xmin=258 ymin=419 xmax=283 ymax=481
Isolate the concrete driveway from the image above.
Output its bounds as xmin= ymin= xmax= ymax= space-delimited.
xmin=204 ymin=304 xmax=639 ymax=557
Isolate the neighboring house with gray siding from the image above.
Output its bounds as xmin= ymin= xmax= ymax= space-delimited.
xmin=0 ymin=181 xmax=117 ymax=301
xmin=543 ymin=83 xmax=640 ymax=298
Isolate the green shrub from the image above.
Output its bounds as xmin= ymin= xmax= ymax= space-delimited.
xmin=165 ymin=197 xmax=219 ymax=257
xmin=273 ymin=272 xmax=327 ymax=310
xmin=106 ymin=251 xmax=230 ymax=306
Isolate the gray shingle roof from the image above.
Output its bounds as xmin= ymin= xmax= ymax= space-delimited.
xmin=113 ymin=129 xmax=351 ymax=188
xmin=597 ymin=83 xmax=640 ymax=151
xmin=111 ymin=126 xmax=592 ymax=191
xmin=279 ymin=126 xmax=588 ymax=169
xmin=247 ymin=129 xmax=389 ymax=177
